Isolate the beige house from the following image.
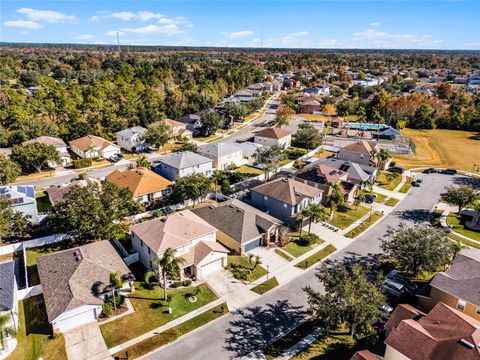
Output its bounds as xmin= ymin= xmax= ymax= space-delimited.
xmin=254 ymin=127 xmax=292 ymax=149
xmin=69 ymin=135 xmax=121 ymax=159
xmin=197 ymin=142 xmax=246 ymax=170
xmin=164 ymin=119 xmax=193 ymax=142
xmin=337 ymin=140 xmax=381 ymax=167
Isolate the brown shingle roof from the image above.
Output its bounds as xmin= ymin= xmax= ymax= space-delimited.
xmin=296 ymin=163 xmax=348 ymax=184
xmin=341 ymin=140 xmax=377 ymax=155
xmin=69 ymin=135 xmax=116 ymax=152
xmin=385 ymin=304 xmax=426 ymax=330
xmin=106 ymin=167 xmax=172 ymax=197
xmin=350 ymin=350 xmax=380 ymax=360
xmin=37 ymin=241 xmax=131 ymax=322
xmin=255 ymin=127 xmax=291 ymax=139
xmin=46 ymin=179 xmax=101 ymax=205
xmin=22 ymin=136 xmax=67 ymax=148
xmin=251 ymin=177 xmax=322 ymax=206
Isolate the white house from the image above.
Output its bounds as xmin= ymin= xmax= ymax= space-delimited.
xmin=153 ymin=151 xmax=213 ymax=181
xmin=115 ymin=126 xmax=148 ymax=152
xmin=0 ymin=261 xmax=18 ymax=358
xmin=130 ymin=210 xmax=229 ymax=279
xmin=198 ymin=142 xmax=246 ymax=170
xmin=22 ymin=136 xmax=71 ymax=167
xmin=233 ymin=142 xmax=265 ymax=162
xmin=254 ymin=127 xmax=292 ymax=149
xmin=36 ymin=241 xmax=132 ymax=333
xmin=69 ymin=135 xmax=121 ymax=159
xmin=0 ymin=185 xmax=38 ymax=224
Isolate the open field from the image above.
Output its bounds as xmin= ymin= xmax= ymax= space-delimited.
xmin=395 ymin=129 xmax=480 ymax=173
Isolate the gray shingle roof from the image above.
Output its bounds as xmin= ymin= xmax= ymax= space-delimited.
xmin=156 ymin=151 xmax=212 ymax=170
xmin=198 ymin=142 xmax=243 ymax=159
xmin=0 ymin=261 xmax=15 ymax=311
xmin=115 ymin=126 xmax=147 ymax=138
xmin=308 ymin=158 xmax=375 ymax=183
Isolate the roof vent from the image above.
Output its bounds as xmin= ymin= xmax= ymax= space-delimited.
xmin=229 ymin=204 xmax=234 ymax=208
xmin=432 ymin=320 xmax=441 ymax=324
xmin=459 ymin=339 xmax=475 ymax=349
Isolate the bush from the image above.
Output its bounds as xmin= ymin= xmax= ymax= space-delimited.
xmin=171 ymin=281 xmax=183 ymax=288
xmin=183 ymin=279 xmax=192 ymax=287
xmin=105 ymin=294 xmax=125 ymax=307
xmin=298 ymin=233 xmax=321 ymax=246
xmin=287 ymin=148 xmax=307 ymax=160
xmin=73 ymin=158 xmax=92 ymax=169
xmin=102 ymin=302 xmax=113 ymax=317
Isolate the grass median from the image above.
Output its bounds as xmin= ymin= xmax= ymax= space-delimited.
xmin=344 ymin=211 xmax=383 ymax=238
xmin=295 ymin=244 xmax=337 ymax=269
xmin=251 ymin=277 xmax=279 ymax=295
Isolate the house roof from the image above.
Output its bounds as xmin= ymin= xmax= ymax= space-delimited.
xmin=191 ymin=199 xmax=282 ymax=244
xmin=385 ymin=302 xmax=480 ymax=360
xmin=164 ymin=118 xmax=186 ymax=128
xmin=251 ymin=178 xmax=322 ymax=206
xmin=45 ymin=179 xmax=101 ymax=206
xmin=0 ymin=185 xmax=36 ymax=204
xmin=115 ymin=126 xmax=147 ymax=138
xmin=340 ymin=140 xmax=377 ymax=155
xmin=0 ymin=147 xmax=12 ymax=157
xmin=69 ymin=135 xmax=117 ymax=152
xmin=309 ymin=158 xmax=375 ymax=183
xmin=233 ymin=142 xmax=264 ymax=157
xmin=0 ymin=261 xmax=15 ymax=311
xmin=350 ymin=350 xmax=380 ymax=360
xmin=178 ymin=114 xmax=201 ymax=124
xmin=296 ymin=162 xmax=349 ymax=185
xmin=130 ymin=210 xmax=217 ymax=255
xmin=198 ymin=142 xmax=243 ymax=159
xmin=429 ymin=253 xmax=480 ymax=307
xmin=385 ymin=304 xmax=426 ymax=330
xmin=37 ymin=241 xmax=131 ymax=322
xmin=156 ymin=151 xmax=212 ymax=170
xmin=255 ymin=127 xmax=291 ymax=140
xmin=22 ymin=136 xmax=67 ymax=148
xmin=106 ymin=167 xmax=172 ymax=197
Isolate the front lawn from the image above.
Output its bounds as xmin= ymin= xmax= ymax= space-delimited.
xmin=399 ymin=177 xmax=414 ymax=193
xmin=284 ymin=241 xmax=312 ymax=258
xmin=226 ymin=255 xmax=268 ymax=282
xmin=274 ymin=249 xmax=294 ymax=262
xmin=7 ymin=295 xmax=67 ymax=360
xmin=327 ymin=205 xmax=370 ymax=230
xmin=112 ymin=303 xmax=228 ymax=359
xmin=251 ymin=277 xmax=279 ymax=295
xmin=100 ymin=283 xmax=218 ymax=348
xmin=359 ymin=190 xmax=386 ymax=203
xmin=385 ymin=197 xmax=399 ymax=207
xmin=375 ymin=171 xmax=402 ymax=191
xmin=295 ymin=244 xmax=336 ymax=269
xmin=283 ymin=232 xmax=324 ymax=258
xmin=446 ymin=213 xmax=480 ymax=241
xmin=344 ymin=211 xmax=383 ymax=238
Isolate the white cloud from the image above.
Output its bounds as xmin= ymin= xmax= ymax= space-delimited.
xmin=3 ymin=20 xmax=42 ymax=29
xmin=281 ymin=31 xmax=309 ymax=47
xmin=137 ymin=11 xmax=164 ymax=21
xmin=73 ymin=34 xmax=95 ymax=40
xmin=370 ymin=22 xmax=381 ymax=27
xmin=90 ymin=15 xmax=99 ymax=21
xmin=120 ymin=24 xmax=183 ymax=35
xmin=105 ymin=30 xmax=125 ymax=36
xmin=317 ymin=38 xmax=338 ymax=47
xmin=353 ymin=28 xmax=442 ymax=48
xmin=17 ymin=7 xmax=75 ymax=23
xmin=224 ymin=30 xmax=254 ymax=39
xmin=158 ymin=16 xmax=188 ymax=25
xmin=111 ymin=11 xmax=136 ymax=21
xmin=354 ymin=28 xmax=389 ymax=39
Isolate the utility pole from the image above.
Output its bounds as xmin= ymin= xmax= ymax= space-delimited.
xmin=117 ymin=31 xmax=121 ymax=54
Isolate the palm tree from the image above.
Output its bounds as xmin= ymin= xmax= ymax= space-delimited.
xmin=0 ymin=314 xmax=12 ymax=349
xmin=253 ymin=256 xmax=262 ymax=269
xmin=328 ymin=183 xmax=344 ymax=220
xmin=306 ymin=203 xmax=326 ymax=234
xmin=353 ymin=194 xmax=366 ymax=209
xmin=109 ymin=272 xmax=123 ymax=310
xmin=295 ymin=207 xmax=311 ymax=238
xmin=375 ymin=148 xmax=392 ymax=170
xmin=145 ymin=248 xmax=186 ymax=301
xmin=363 ymin=179 xmax=373 ymax=192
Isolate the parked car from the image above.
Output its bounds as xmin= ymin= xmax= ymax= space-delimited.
xmin=412 ymin=179 xmax=423 ymax=187
xmin=364 ymin=194 xmax=376 ymax=204
xmin=440 ymin=168 xmax=457 ymax=175
xmin=109 ymin=155 xmax=120 ymax=163
xmin=389 ymin=166 xmax=405 ymax=174
xmin=423 ymin=168 xmax=437 ymax=174
xmin=382 ymin=279 xmax=414 ymax=299
xmin=386 ymin=270 xmax=418 ymax=293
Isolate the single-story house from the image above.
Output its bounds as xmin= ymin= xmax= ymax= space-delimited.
xmin=22 ymin=136 xmax=71 ymax=167
xmin=106 ymin=167 xmax=172 ymax=203
xmin=69 ymin=135 xmax=121 ymax=159
xmin=45 ymin=178 xmax=101 ymax=206
xmin=153 ymin=151 xmax=213 ymax=181
xmin=197 ymin=142 xmax=246 ymax=170
xmin=37 ymin=241 xmax=132 ymax=333
xmin=115 ymin=126 xmax=148 ymax=152
xmin=130 ymin=210 xmax=229 ymax=279
xmin=254 ymin=127 xmax=292 ymax=149
xmin=191 ymin=199 xmax=283 ymax=254
xmin=0 ymin=260 xmax=18 ymax=356
xmin=250 ymin=177 xmax=323 ymax=226
xmin=0 ymin=185 xmax=38 ymax=224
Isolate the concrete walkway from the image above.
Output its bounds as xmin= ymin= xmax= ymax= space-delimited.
xmin=439 ymin=206 xmax=480 ymax=246
xmin=109 ymin=298 xmax=225 ymax=355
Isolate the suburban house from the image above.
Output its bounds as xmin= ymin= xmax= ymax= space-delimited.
xmin=254 ymin=127 xmax=292 ymax=149
xmin=233 ymin=89 xmax=255 ymax=102
xmin=106 ymin=167 xmax=173 ymax=203
xmin=298 ymin=97 xmax=322 ymax=114
xmin=250 ymin=177 xmax=323 ymax=226
xmin=304 ymin=85 xmax=330 ymax=96
xmin=115 ymin=126 xmax=148 ymax=152
xmin=0 ymin=185 xmax=38 ymax=224
xmin=307 ymin=158 xmax=377 ymax=187
xmin=36 ymin=241 xmax=132 ymax=333
xmin=45 ymin=178 xmax=101 ymax=206
xmin=191 ymin=199 xmax=283 ymax=254
xmin=337 ymin=140 xmax=380 ymax=168
xmin=417 ymin=253 xmax=480 ymax=321
xmin=130 ymin=210 xmax=229 ymax=279
xmin=197 ymin=142 xmax=245 ymax=170
xmin=153 ymin=151 xmax=213 ymax=181
xmin=0 ymin=147 xmax=12 ymax=158
xmin=22 ymin=136 xmax=71 ymax=167
xmin=164 ymin=119 xmax=193 ymax=142
xmin=233 ymin=142 xmax=265 ymax=162
xmin=178 ymin=113 xmax=202 ymax=133
xmin=69 ymin=135 xmax=121 ymax=159
xmin=0 ymin=260 xmax=18 ymax=356
xmin=296 ymin=162 xmax=359 ymax=204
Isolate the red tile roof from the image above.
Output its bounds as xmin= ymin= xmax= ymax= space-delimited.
xmin=255 ymin=127 xmax=291 ymax=139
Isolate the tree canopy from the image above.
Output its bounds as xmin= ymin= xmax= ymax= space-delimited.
xmin=168 ymin=173 xmax=213 ymax=206
xmin=0 ymin=155 xmax=21 ymax=185
xmin=292 ymin=123 xmax=323 ymax=149
xmin=441 ymin=185 xmax=479 ymax=213
xmin=11 ymin=143 xmax=60 ymax=173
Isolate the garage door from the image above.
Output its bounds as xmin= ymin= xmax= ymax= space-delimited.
xmin=58 ymin=308 xmax=96 ymax=332
xmin=244 ymin=238 xmax=261 ymax=252
xmin=200 ymin=258 xmax=223 ymax=276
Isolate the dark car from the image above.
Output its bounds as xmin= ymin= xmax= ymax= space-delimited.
xmin=389 ymin=166 xmax=405 ymax=174
xmin=423 ymin=168 xmax=437 ymax=174
xmin=109 ymin=155 xmax=120 ymax=163
xmin=440 ymin=168 xmax=457 ymax=175
xmin=364 ymin=194 xmax=376 ymax=204
xmin=386 ymin=270 xmax=418 ymax=293
xmin=412 ymin=179 xmax=423 ymax=187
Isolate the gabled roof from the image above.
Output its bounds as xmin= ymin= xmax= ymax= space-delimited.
xmin=37 ymin=241 xmax=131 ymax=322
xmin=22 ymin=136 xmax=67 ymax=148
xmin=340 ymin=140 xmax=377 ymax=155
xmin=255 ymin=127 xmax=291 ymax=140
xmin=45 ymin=179 xmax=101 ymax=206
xmin=251 ymin=178 xmax=322 ymax=206
xmin=156 ymin=151 xmax=212 ymax=170
xmin=198 ymin=142 xmax=243 ymax=159
xmin=296 ymin=162 xmax=349 ymax=184
xmin=69 ymin=135 xmax=118 ymax=152
xmin=385 ymin=304 xmax=425 ymax=330
xmin=115 ymin=126 xmax=147 ymax=138
xmin=0 ymin=261 xmax=15 ymax=311
xmin=106 ymin=167 xmax=172 ymax=197
xmin=164 ymin=118 xmax=186 ymax=128
xmin=309 ymin=158 xmax=375 ymax=183
xmin=130 ymin=210 xmax=217 ymax=255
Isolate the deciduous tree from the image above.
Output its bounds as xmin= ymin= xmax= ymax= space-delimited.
xmin=292 ymin=123 xmax=323 ymax=149
xmin=441 ymin=185 xmax=479 ymax=213
xmin=144 ymin=122 xmax=172 ymax=149
xmin=0 ymin=155 xmax=21 ymax=185
xmin=168 ymin=173 xmax=213 ymax=207
xmin=11 ymin=143 xmax=60 ymax=173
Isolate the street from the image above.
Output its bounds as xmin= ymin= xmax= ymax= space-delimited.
xmin=144 ymin=173 xmax=469 ymax=360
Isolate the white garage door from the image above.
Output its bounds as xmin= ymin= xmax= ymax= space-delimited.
xmin=58 ymin=308 xmax=96 ymax=332
xmin=200 ymin=258 xmax=223 ymax=277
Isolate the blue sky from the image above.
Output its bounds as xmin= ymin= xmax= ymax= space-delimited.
xmin=1 ymin=1 xmax=479 ymax=49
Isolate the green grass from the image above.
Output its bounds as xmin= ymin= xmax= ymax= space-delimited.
xmin=344 ymin=211 xmax=383 ymax=238
xmin=385 ymin=197 xmax=400 ymax=207
xmin=112 ymin=303 xmax=228 ymax=359
xmin=295 ymin=244 xmax=337 ymax=269
xmin=251 ymin=277 xmax=279 ymax=295
xmin=291 ymin=330 xmax=360 ymax=360
xmin=446 ymin=213 xmax=480 ymax=241
xmin=359 ymin=190 xmax=386 ymax=203
xmin=284 ymin=241 xmax=312 ymax=257
xmin=399 ymin=177 xmax=414 ymax=193
xmin=100 ymin=283 xmax=218 ymax=348
xmin=35 ymin=191 xmax=52 ymax=214
xmin=430 ymin=211 xmax=480 ymax=249
xmin=274 ymin=248 xmax=294 ymax=262
xmin=375 ymin=171 xmax=402 ymax=191
xmin=234 ymin=165 xmax=264 ymax=176
xmin=226 ymin=256 xmax=268 ymax=282
xmin=327 ymin=205 xmax=370 ymax=230
xmin=7 ymin=295 xmax=67 ymax=360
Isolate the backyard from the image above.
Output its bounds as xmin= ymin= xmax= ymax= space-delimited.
xmin=226 ymin=255 xmax=268 ymax=282
xmin=234 ymin=165 xmax=264 ymax=177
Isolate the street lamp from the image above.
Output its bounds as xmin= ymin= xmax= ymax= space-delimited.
xmin=266 ymin=264 xmax=270 ymax=282
xmin=369 ymin=204 xmax=373 ymax=222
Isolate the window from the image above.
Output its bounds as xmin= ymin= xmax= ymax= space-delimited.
xmin=140 ymin=239 xmax=143 ymax=247
xmin=148 ymin=247 xmax=150 ymax=255
xmin=457 ymin=299 xmax=466 ymax=311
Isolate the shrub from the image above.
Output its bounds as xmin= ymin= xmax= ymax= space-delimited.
xmin=105 ymin=294 xmax=125 ymax=307
xmin=183 ymin=279 xmax=192 ymax=287
xmin=171 ymin=281 xmax=183 ymax=288
xmin=287 ymin=148 xmax=307 ymax=160
xmin=298 ymin=233 xmax=321 ymax=246
xmin=102 ymin=302 xmax=113 ymax=317
xmin=73 ymin=158 xmax=92 ymax=169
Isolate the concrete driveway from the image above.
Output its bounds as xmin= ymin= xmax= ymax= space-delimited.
xmin=63 ymin=322 xmax=112 ymax=360
xmin=204 ymin=269 xmax=259 ymax=310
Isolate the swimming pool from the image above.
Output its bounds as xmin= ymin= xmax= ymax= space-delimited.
xmin=344 ymin=122 xmax=388 ymax=131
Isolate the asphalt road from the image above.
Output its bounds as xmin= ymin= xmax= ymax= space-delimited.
xmin=144 ymin=173 xmax=471 ymax=360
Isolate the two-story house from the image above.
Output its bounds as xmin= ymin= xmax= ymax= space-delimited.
xmin=254 ymin=127 xmax=292 ymax=149
xmin=0 ymin=185 xmax=38 ymax=224
xmin=115 ymin=126 xmax=148 ymax=152
xmin=337 ymin=140 xmax=381 ymax=168
xmin=197 ymin=142 xmax=245 ymax=170
xmin=153 ymin=151 xmax=213 ymax=181
xmin=164 ymin=119 xmax=193 ymax=143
